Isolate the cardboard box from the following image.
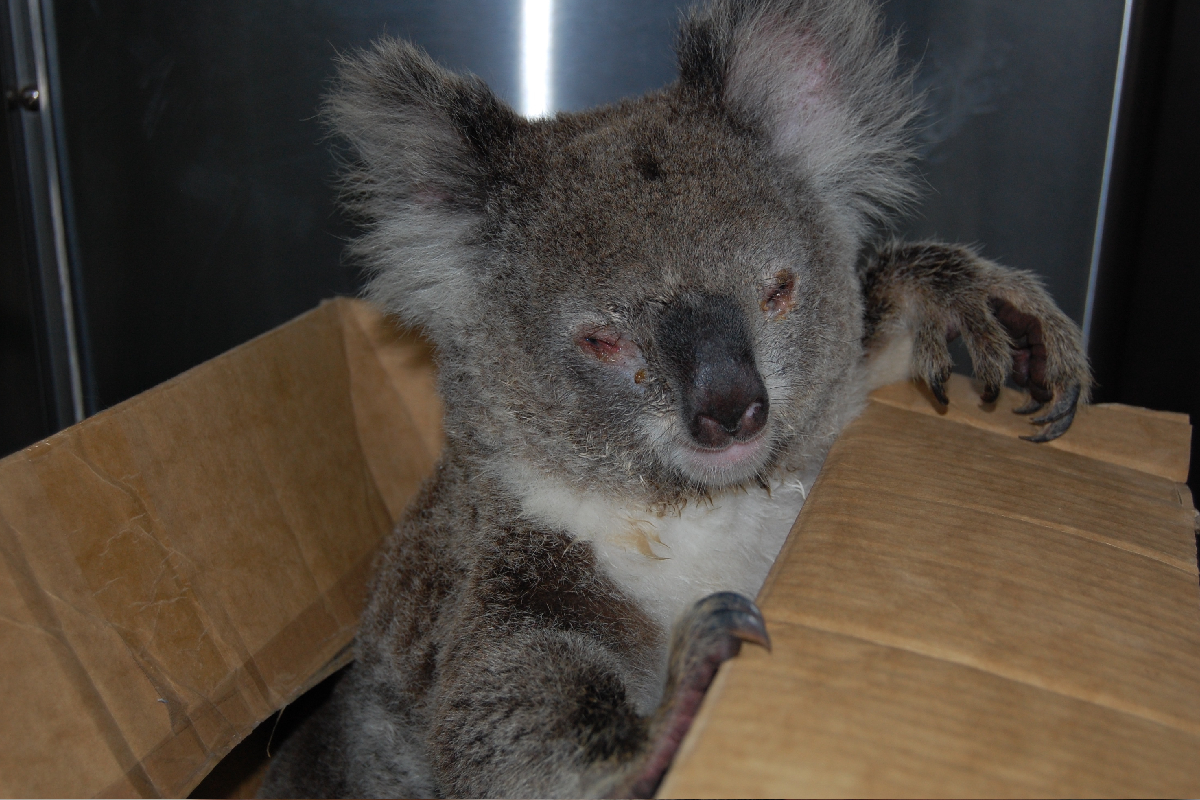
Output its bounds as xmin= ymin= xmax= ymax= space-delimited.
xmin=0 ymin=299 xmax=440 ymax=798
xmin=662 ymin=378 xmax=1200 ymax=797
xmin=0 ymin=298 xmax=1196 ymax=798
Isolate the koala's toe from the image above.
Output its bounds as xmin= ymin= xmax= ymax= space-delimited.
xmin=913 ymin=320 xmax=956 ymax=406
xmin=927 ymin=371 xmax=951 ymax=406
xmin=614 ymin=594 xmax=770 ymax=799
xmin=663 ymin=593 xmax=770 ymax=722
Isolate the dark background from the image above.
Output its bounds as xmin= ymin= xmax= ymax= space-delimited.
xmin=1 ymin=0 xmax=1196 ymax=491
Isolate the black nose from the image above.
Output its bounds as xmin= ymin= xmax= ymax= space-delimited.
xmin=658 ymin=294 xmax=770 ymax=449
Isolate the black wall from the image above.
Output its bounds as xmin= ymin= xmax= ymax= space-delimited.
xmin=1089 ymin=0 xmax=1200 ymax=489
xmin=0 ymin=97 xmax=50 ymax=454
xmin=3 ymin=0 xmax=1195 ymax=489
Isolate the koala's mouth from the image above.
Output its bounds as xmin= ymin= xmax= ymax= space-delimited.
xmin=676 ymin=431 xmax=772 ymax=485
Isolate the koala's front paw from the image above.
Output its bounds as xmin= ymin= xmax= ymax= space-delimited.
xmin=870 ymin=242 xmax=1092 ymax=442
xmin=915 ymin=283 xmax=1090 ymax=442
xmin=612 ymin=592 xmax=769 ymax=798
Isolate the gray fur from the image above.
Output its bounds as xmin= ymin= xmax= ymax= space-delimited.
xmin=262 ymin=1 xmax=1090 ymax=797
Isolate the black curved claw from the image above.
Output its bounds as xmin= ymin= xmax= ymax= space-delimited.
xmin=687 ymin=592 xmax=771 ymax=652
xmin=928 ymin=373 xmax=950 ymax=406
xmin=1030 ymin=384 xmax=1081 ymax=424
xmin=1021 ymin=413 xmax=1075 ymax=443
xmin=1020 ymin=384 xmax=1081 ymax=443
xmin=980 ymin=383 xmax=1001 ymax=404
xmin=1013 ymin=397 xmax=1045 ymax=415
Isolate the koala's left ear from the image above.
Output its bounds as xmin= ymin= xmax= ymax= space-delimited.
xmin=678 ymin=0 xmax=918 ymax=230
xmin=326 ymin=39 xmax=521 ymax=345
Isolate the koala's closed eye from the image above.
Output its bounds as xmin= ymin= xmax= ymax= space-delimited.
xmin=761 ymin=270 xmax=796 ymax=318
xmin=576 ymin=327 xmax=622 ymax=360
xmin=576 ymin=327 xmax=648 ymax=385
xmin=576 ymin=327 xmax=640 ymax=362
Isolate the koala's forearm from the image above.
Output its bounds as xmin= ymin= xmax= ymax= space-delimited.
xmin=425 ymin=590 xmax=767 ymax=798
xmin=428 ymin=628 xmax=652 ymax=798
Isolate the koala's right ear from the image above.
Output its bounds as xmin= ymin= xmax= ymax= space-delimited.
xmin=677 ymin=0 xmax=918 ymax=234
xmin=326 ymin=39 xmax=521 ymax=343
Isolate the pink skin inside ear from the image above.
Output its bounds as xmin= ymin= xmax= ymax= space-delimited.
xmin=729 ymin=20 xmax=830 ymax=100
xmin=727 ymin=21 xmax=837 ymax=155
xmin=412 ymin=183 xmax=455 ymax=205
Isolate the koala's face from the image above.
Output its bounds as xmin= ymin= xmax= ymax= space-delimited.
xmin=472 ymin=96 xmax=863 ymax=497
xmin=331 ymin=1 xmax=914 ymax=501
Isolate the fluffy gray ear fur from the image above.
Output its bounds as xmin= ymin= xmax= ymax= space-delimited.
xmin=678 ymin=0 xmax=919 ymax=231
xmin=326 ymin=40 xmax=520 ymax=343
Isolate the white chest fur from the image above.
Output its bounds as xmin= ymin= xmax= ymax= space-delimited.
xmin=503 ymin=462 xmax=819 ymax=634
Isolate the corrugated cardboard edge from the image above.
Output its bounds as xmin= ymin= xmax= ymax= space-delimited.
xmin=870 ymin=375 xmax=1192 ymax=482
xmin=660 ymin=376 xmax=1198 ymax=798
xmin=0 ymin=299 xmax=440 ymax=799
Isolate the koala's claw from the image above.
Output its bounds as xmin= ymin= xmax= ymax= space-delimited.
xmin=614 ymin=593 xmax=769 ymax=798
xmin=927 ymin=372 xmax=951 ymax=406
xmin=1013 ymin=397 xmax=1045 ymax=415
xmin=685 ymin=591 xmax=772 ymax=653
xmin=1021 ymin=411 xmax=1076 ymax=443
xmin=670 ymin=593 xmax=771 ymax=683
xmin=1019 ymin=384 xmax=1081 ymax=442
xmin=1029 ymin=383 xmax=1081 ymax=425
xmin=980 ymin=382 xmax=1001 ymax=404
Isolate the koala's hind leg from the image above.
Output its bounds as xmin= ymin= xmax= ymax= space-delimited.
xmin=859 ymin=241 xmax=1092 ymax=441
xmin=430 ymin=592 xmax=767 ymax=799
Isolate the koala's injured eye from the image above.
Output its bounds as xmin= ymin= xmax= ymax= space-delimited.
xmin=577 ymin=328 xmax=629 ymax=363
xmin=761 ymin=271 xmax=796 ymax=318
xmin=574 ymin=327 xmax=647 ymax=386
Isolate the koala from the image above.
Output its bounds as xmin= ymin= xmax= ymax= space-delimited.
xmin=261 ymin=0 xmax=1090 ymax=797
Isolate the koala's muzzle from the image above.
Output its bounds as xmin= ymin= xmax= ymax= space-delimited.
xmin=658 ymin=295 xmax=769 ymax=449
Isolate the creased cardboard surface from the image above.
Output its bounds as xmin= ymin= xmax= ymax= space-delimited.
xmin=870 ymin=375 xmax=1192 ymax=482
xmin=660 ymin=375 xmax=1199 ymax=798
xmin=0 ymin=299 xmax=438 ymax=799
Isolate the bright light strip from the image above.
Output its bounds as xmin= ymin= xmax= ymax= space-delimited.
xmin=520 ymin=0 xmax=554 ymax=118
xmin=1081 ymin=0 xmax=1133 ymax=351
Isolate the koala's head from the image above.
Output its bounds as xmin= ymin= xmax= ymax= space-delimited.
xmin=329 ymin=0 xmax=916 ymax=503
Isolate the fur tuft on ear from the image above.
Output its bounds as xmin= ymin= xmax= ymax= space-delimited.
xmin=678 ymin=0 xmax=919 ymax=231
xmin=325 ymin=39 xmax=521 ymax=343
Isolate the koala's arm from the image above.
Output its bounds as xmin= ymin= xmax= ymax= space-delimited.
xmin=859 ymin=240 xmax=1092 ymax=441
xmin=430 ymin=577 xmax=766 ymax=798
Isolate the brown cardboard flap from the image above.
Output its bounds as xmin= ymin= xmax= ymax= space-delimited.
xmin=0 ymin=299 xmax=438 ymax=799
xmin=660 ymin=377 xmax=1200 ymax=798
xmin=338 ymin=299 xmax=443 ymax=520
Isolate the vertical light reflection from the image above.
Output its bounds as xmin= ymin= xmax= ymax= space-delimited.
xmin=1081 ymin=0 xmax=1134 ymax=351
xmin=520 ymin=0 xmax=554 ymax=118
